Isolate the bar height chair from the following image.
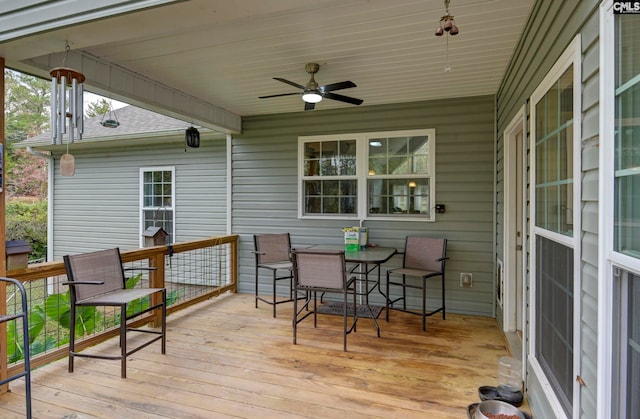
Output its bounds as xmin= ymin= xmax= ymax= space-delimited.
xmin=253 ymin=233 xmax=302 ymax=317
xmin=63 ymin=248 xmax=167 ymax=378
xmin=385 ymin=236 xmax=448 ymax=331
xmin=291 ymin=248 xmax=379 ymax=351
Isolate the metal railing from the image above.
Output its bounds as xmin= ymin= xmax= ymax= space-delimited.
xmin=0 ymin=235 xmax=238 ymax=385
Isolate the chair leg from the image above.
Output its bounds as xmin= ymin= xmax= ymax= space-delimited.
xmin=293 ymin=288 xmax=298 ymax=345
xmin=343 ymin=289 xmax=348 ymax=352
xmin=352 ymin=283 xmax=358 ymax=334
xmin=313 ymin=292 xmax=318 ymax=328
xmin=120 ymin=305 xmax=127 ymax=379
xmin=422 ymin=277 xmax=427 ymax=332
xmin=161 ymin=289 xmax=167 ymax=354
xmin=68 ymin=304 xmax=76 ymax=373
xmin=272 ymin=270 xmax=277 ymax=318
xmin=255 ymin=266 xmax=259 ymax=309
xmin=385 ymin=272 xmax=390 ymax=322
xmin=402 ymin=275 xmax=407 ymax=311
xmin=442 ymin=274 xmax=446 ymax=320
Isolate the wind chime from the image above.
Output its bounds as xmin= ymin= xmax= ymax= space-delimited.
xmin=434 ymin=0 xmax=460 ymax=72
xmin=50 ymin=44 xmax=85 ymax=176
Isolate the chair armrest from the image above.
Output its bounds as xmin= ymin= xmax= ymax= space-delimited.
xmin=123 ymin=267 xmax=158 ymax=272
xmin=62 ymin=280 xmax=105 ymax=286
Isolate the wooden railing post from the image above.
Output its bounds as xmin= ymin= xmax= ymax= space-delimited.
xmin=149 ymin=251 xmax=166 ymax=327
xmin=231 ymin=236 xmax=238 ymax=292
xmin=0 ymin=56 xmax=8 ymax=395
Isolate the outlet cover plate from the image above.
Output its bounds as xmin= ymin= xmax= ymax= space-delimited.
xmin=460 ymin=272 xmax=473 ymax=288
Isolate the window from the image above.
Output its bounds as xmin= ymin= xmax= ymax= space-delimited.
xmin=534 ymin=66 xmax=574 ymax=236
xmin=614 ymin=13 xmax=640 ymax=259
xmin=299 ymin=129 xmax=436 ymax=220
xmin=140 ymin=167 xmax=175 ymax=245
xmin=530 ymin=36 xmax=580 ymax=417
xmin=604 ymin=6 xmax=640 ymax=418
xmin=302 ymin=138 xmax=357 ymax=215
xmin=613 ymin=269 xmax=640 ymax=418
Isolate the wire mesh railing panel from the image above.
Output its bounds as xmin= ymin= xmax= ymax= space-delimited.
xmin=165 ymin=242 xmax=233 ymax=304
xmin=2 ymin=235 xmax=237 ymax=373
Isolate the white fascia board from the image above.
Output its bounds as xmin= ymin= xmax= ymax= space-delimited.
xmin=0 ymin=1 xmax=180 ymax=42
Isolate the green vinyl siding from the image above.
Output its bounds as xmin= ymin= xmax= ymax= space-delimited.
xmin=51 ymin=135 xmax=227 ymax=259
xmin=234 ymin=95 xmax=496 ymax=317
xmin=496 ymin=1 xmax=600 ymax=417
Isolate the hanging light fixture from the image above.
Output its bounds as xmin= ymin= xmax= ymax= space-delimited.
xmin=435 ymin=0 xmax=460 ymax=37
xmin=50 ymin=43 xmax=85 ymax=144
xmin=185 ymin=126 xmax=200 ymax=149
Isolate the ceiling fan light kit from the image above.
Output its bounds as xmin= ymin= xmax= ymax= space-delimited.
xmin=259 ymin=62 xmax=363 ymax=110
xmin=302 ymin=92 xmax=322 ymax=103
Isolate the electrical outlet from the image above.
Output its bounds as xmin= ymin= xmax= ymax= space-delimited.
xmin=460 ymin=272 xmax=473 ymax=288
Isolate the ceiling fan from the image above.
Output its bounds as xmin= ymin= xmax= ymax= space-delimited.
xmin=259 ymin=63 xmax=363 ymax=110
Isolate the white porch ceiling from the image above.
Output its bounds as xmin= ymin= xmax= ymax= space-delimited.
xmin=0 ymin=0 xmax=534 ymax=131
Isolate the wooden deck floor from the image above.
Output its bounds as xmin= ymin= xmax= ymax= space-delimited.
xmin=0 ymin=292 xmax=528 ymax=418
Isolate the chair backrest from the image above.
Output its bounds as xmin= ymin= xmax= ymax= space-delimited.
xmin=254 ymin=233 xmax=291 ymax=264
xmin=64 ymin=248 xmax=126 ymax=301
xmin=403 ymin=237 xmax=447 ymax=272
xmin=291 ymin=249 xmax=346 ymax=290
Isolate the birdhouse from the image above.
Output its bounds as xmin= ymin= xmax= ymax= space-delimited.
xmin=142 ymin=226 xmax=169 ymax=247
xmin=5 ymin=240 xmax=32 ymax=270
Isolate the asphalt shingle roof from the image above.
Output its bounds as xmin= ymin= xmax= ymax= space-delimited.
xmin=21 ymin=105 xmax=195 ymax=146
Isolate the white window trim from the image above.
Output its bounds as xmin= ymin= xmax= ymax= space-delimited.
xmin=528 ymin=34 xmax=582 ymax=419
xmin=298 ymin=129 xmax=436 ymax=222
xmin=599 ymin=2 xmax=640 ymax=417
xmin=139 ymin=166 xmax=176 ymax=247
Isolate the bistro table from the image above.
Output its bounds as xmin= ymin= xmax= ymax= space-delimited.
xmin=305 ymin=244 xmax=398 ymax=334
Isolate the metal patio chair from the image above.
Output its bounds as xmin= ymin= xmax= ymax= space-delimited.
xmin=63 ymin=248 xmax=166 ymax=378
xmin=292 ymin=248 xmax=378 ymax=351
xmin=385 ymin=236 xmax=448 ymax=331
xmin=253 ymin=233 xmax=303 ymax=317
xmin=0 ymin=277 xmax=32 ymax=418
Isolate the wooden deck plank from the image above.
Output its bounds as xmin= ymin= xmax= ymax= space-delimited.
xmin=0 ymin=292 xmax=529 ymax=418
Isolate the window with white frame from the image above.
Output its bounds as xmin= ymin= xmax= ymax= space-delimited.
xmin=613 ymin=268 xmax=640 ymax=418
xmin=140 ymin=167 xmax=175 ymax=245
xmin=607 ymin=7 xmax=640 ymax=418
xmin=299 ymin=129 xmax=436 ymax=220
xmin=530 ymin=37 xmax=580 ymax=417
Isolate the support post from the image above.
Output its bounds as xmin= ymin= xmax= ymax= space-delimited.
xmin=0 ymin=56 xmax=9 ymax=394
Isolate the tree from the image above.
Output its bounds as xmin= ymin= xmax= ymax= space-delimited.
xmin=4 ymin=69 xmax=50 ymax=143
xmin=85 ymin=98 xmax=111 ymax=118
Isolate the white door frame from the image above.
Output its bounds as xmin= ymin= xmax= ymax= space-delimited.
xmin=502 ymin=106 xmax=527 ymax=334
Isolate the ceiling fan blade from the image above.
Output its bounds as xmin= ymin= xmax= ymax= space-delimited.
xmin=259 ymin=92 xmax=301 ymax=99
xmin=273 ymin=77 xmax=305 ymax=90
xmin=320 ymin=81 xmax=356 ymax=92
xmin=304 ymin=101 xmax=316 ymax=111
xmin=323 ymin=92 xmax=364 ymax=105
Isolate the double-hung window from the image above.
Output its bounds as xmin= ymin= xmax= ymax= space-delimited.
xmin=299 ymin=129 xmax=436 ymax=221
xmin=140 ymin=167 xmax=175 ymax=245
xmin=530 ymin=36 xmax=581 ymax=417
xmin=601 ymin=3 xmax=640 ymax=417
